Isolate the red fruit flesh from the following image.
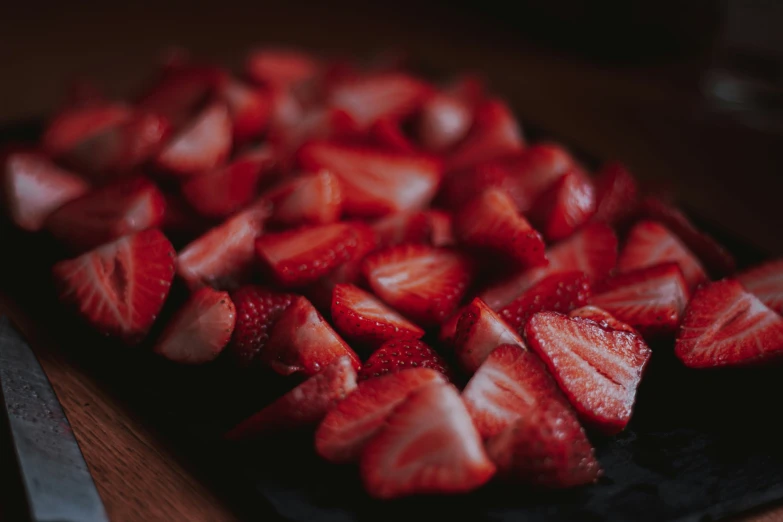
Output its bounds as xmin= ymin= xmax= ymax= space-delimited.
xmin=529 ymin=169 xmax=596 ymax=242
xmin=228 ymin=286 xmax=295 ymax=367
xmin=737 ymin=259 xmax=783 ymax=316
xmin=569 ymin=306 xmax=639 ymax=335
xmin=263 ymin=169 xmax=343 ymax=227
xmin=371 ymin=211 xmax=431 ymax=249
xmin=454 ymin=298 xmax=526 ymax=374
xmin=592 ymin=161 xmax=639 ymax=226
xmin=221 ymin=79 xmax=271 ymax=143
xmin=358 ymin=339 xmax=452 ymax=382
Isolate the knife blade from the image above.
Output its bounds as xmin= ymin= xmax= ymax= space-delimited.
xmin=0 ymin=315 xmax=109 ymax=522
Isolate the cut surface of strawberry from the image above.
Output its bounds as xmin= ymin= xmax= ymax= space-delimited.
xmin=263 ymin=169 xmax=343 ymax=227
xmin=675 ymin=279 xmax=783 ymax=368
xmin=228 ymin=286 xmax=295 ymax=367
xmin=42 ymin=104 xmax=132 ymax=160
xmin=245 ymin=48 xmax=319 ymax=90
xmin=569 ymin=305 xmax=638 ymax=335
xmin=737 ymin=259 xmax=783 ymax=316
xmin=358 ymin=339 xmax=452 ymax=382
xmin=154 ymin=287 xmax=236 ymax=364
xmin=136 ymin=65 xmax=226 ymax=126
xmin=371 ymin=211 xmax=431 ymax=249
xmin=529 ymin=168 xmax=596 ymax=242
xmin=359 ymin=381 xmax=496 ymax=499
xmin=52 ymin=228 xmax=175 ymax=344
xmin=454 ymin=298 xmax=526 ymax=374
xmin=417 ymin=90 xmax=473 ymax=152
xmin=592 ymin=161 xmax=639 ymax=226
xmin=426 ymin=209 xmax=455 ymax=247
xmin=221 ymin=79 xmax=271 ymax=143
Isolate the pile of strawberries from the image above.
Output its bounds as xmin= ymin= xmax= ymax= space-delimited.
xmin=3 ymin=46 xmax=783 ymax=500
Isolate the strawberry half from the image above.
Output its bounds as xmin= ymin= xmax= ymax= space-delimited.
xmin=220 ymin=79 xmax=271 ymax=143
xmin=737 ymin=259 xmax=783 ymax=316
xmin=371 ymin=211 xmax=431 ymax=249
xmin=45 ymin=176 xmax=165 ymax=252
xmin=358 ymin=339 xmax=452 ymax=382
xmin=675 ymin=279 xmax=783 ymax=368
xmin=153 ymin=287 xmax=236 ymax=364
xmin=263 ymin=296 xmax=361 ymax=376
xmin=455 ymin=188 xmax=547 ymax=268
xmin=227 ymin=286 xmax=294 ymax=367
xmin=417 ymin=90 xmax=474 ymax=152
xmin=454 ymin=298 xmax=526 ymax=374
xmin=245 ymin=48 xmax=319 ymax=90
xmin=569 ymin=305 xmax=638 ymax=335
xmin=529 ymin=168 xmax=596 ymax=242
xmin=363 ymin=244 xmax=472 ymax=326
xmin=2 ymin=151 xmax=90 ymax=231
xmin=592 ymin=161 xmax=639 ymax=226
xmin=316 ymin=367 xmax=446 ymax=463
xmin=52 ymin=228 xmax=175 ymax=344
xmin=525 ymin=311 xmax=651 ymax=434
xmin=359 ymin=381 xmax=496 ymax=499
xmin=331 ymin=284 xmax=424 ymax=348
xmin=591 ymin=262 xmax=690 ymax=339
xmin=263 ymin=169 xmax=343 ymax=227
xmin=225 ymin=356 xmax=357 ymax=440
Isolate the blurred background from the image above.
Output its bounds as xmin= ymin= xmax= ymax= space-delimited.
xmin=2 ymin=0 xmax=782 ymax=253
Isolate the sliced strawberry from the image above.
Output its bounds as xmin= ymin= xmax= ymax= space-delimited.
xmin=455 ymin=188 xmax=547 ymax=268
xmin=363 ymin=244 xmax=472 ymax=326
xmin=262 ymin=296 xmax=360 ymax=376
xmin=439 ymin=305 xmax=468 ymax=347
xmin=227 ymin=286 xmax=294 ymax=367
xmin=316 ymin=367 xmax=446 ymax=463
xmin=619 ymin=220 xmax=708 ymax=290
xmin=331 ymin=284 xmax=424 ymax=348
xmin=45 ymin=177 xmax=165 ymax=252
xmin=417 ymin=90 xmax=473 ymax=152
xmin=2 ymin=152 xmax=90 ymax=231
xmin=52 ymin=229 xmax=175 ymax=344
xmin=499 ymin=271 xmax=592 ymax=332
xmin=675 ymin=279 xmax=783 ymax=368
xmin=263 ymin=169 xmax=343 ymax=227
xmin=569 ymin=305 xmax=638 ymax=335
xmin=153 ymin=287 xmax=236 ymax=364
xmin=371 ymin=210 xmax=431 ymax=248
xmin=592 ymin=161 xmax=639 ymax=226
xmin=159 ymin=190 xmax=214 ymax=238
xmin=486 ymin=402 xmax=601 ymax=488
xmin=525 ymin=311 xmax=651 ymax=434
xmin=43 ymin=104 xmax=133 ymax=160
xmin=255 ymin=222 xmax=374 ymax=287
xmin=454 ymin=298 xmax=526 ymax=374
xmin=220 ymin=79 xmax=271 ymax=143
xmin=297 ymin=141 xmax=442 ymax=218
xmin=369 ymin=117 xmax=417 ymax=154
xmin=591 ymin=262 xmax=690 ymax=338
xmin=155 ymin=101 xmax=232 ymax=177
xmin=737 ymin=259 xmax=783 ymax=316
xmin=358 ymin=339 xmax=452 ymax=382
xmin=268 ymin=106 xmax=357 ymax=165
xmin=136 ymin=65 xmax=226 ymax=126
xmin=426 ymin=209 xmax=455 ymax=247
xmin=176 ymin=200 xmax=270 ymax=290
xmin=529 ymin=168 xmax=596 ymax=241
xmin=359 ymin=381 xmax=495 ymax=499
xmin=245 ymin=48 xmax=320 ymax=90
xmin=225 ymin=356 xmax=357 ymax=440
xmin=462 ymin=344 xmax=569 ymax=439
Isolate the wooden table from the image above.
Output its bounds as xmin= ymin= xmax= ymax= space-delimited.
xmin=1 ymin=2 xmax=782 ymax=521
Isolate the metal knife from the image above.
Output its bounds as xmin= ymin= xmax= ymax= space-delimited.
xmin=0 ymin=315 xmax=110 ymax=522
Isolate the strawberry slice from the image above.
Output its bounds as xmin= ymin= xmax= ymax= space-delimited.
xmin=499 ymin=271 xmax=592 ymax=332
xmin=371 ymin=210 xmax=431 ymax=248
xmin=592 ymin=161 xmax=639 ymax=226
xmin=225 ymin=356 xmax=357 ymax=440
xmin=255 ymin=222 xmax=375 ymax=287
xmin=228 ymin=286 xmax=295 ymax=367
xmin=675 ymin=279 xmax=783 ymax=368
xmin=529 ymin=168 xmax=596 ymax=241
xmin=417 ymin=90 xmax=474 ymax=152
xmin=220 ymin=79 xmax=271 ymax=143
xmin=455 ymin=188 xmax=547 ymax=268
xmin=153 ymin=287 xmax=236 ymax=364
xmin=52 ymin=229 xmax=175 ymax=344
xmin=737 ymin=259 xmax=783 ymax=316
xmin=45 ymin=176 xmax=165 ymax=252
xmin=359 ymin=381 xmax=496 ymax=499
xmin=525 ymin=311 xmax=651 ymax=434
xmin=268 ymin=106 xmax=357 ymax=165
xmin=358 ymin=339 xmax=452 ymax=382
xmin=486 ymin=401 xmax=601 ymax=488
xmin=176 ymin=200 xmax=270 ymax=291
xmin=591 ymin=262 xmax=690 ymax=338
xmin=454 ymin=298 xmax=526 ymax=374
xmin=569 ymin=306 xmax=638 ymax=335
xmin=263 ymin=169 xmax=343 ymax=227
xmin=245 ymin=48 xmax=319 ymax=90
xmin=2 ymin=151 xmax=89 ymax=231
xmin=155 ymin=101 xmax=232 ymax=177
xmin=362 ymin=244 xmax=473 ymax=326
xmin=426 ymin=209 xmax=455 ymax=247
xmin=439 ymin=305 xmax=468 ymax=347
xmin=331 ymin=284 xmax=424 ymax=348
xmin=297 ymin=141 xmax=442 ymax=218
xmin=43 ymin=104 xmax=132 ymax=160
xmin=136 ymin=65 xmax=226 ymax=126
xmin=619 ymin=220 xmax=708 ymax=290
xmin=369 ymin=117 xmax=417 ymax=154
xmin=316 ymin=368 xmax=446 ymax=463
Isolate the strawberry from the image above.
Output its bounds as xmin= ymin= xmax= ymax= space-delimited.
xmin=263 ymin=296 xmax=361 ymax=376
xmin=297 ymin=141 xmax=442 ymax=218
xmin=245 ymin=48 xmax=319 ymax=90
xmin=525 ymin=311 xmax=651 ymax=434
xmin=2 ymin=151 xmax=90 ymax=231
xmin=462 ymin=343 xmax=569 ymax=439
xmin=263 ymin=169 xmax=343 ymax=227
xmin=159 ymin=190 xmax=214 ymax=238
xmin=45 ymin=176 xmax=166 ymax=252
xmin=737 ymin=259 xmax=783 ymax=316
xmin=417 ymin=90 xmax=473 ymax=152
xmin=362 ymin=244 xmax=472 ymax=326
xmin=255 ymin=222 xmax=375 ymax=287
xmin=439 ymin=305 xmax=467 ymax=347
xmin=675 ymin=279 xmax=783 ymax=368
xmin=568 ymin=306 xmax=638 ymax=335
xmin=455 ymin=188 xmax=547 ymax=268
xmin=486 ymin=402 xmax=601 ymax=488
xmin=268 ymin=107 xmax=357 ymax=165
xmin=592 ymin=161 xmax=639 ymax=226
xmin=359 ymin=381 xmax=496 ymax=499
xmin=176 ymin=199 xmax=270 ymax=291
xmin=155 ymin=101 xmax=232 ymax=177
xmin=331 ymin=284 xmax=424 ymax=348
xmin=153 ymin=287 xmax=236 ymax=364
xmin=136 ymin=65 xmax=226 ymax=126
xmin=52 ymin=228 xmax=175 ymax=344
xmin=591 ymin=262 xmax=690 ymax=339
xmin=426 ymin=209 xmax=455 ymax=247
xmin=529 ymin=168 xmax=596 ymax=241
xmin=358 ymin=339 xmax=452 ymax=382
xmin=316 ymin=367 xmax=446 ymax=463
xmin=618 ymin=220 xmax=708 ymax=290
xmin=369 ymin=117 xmax=417 ymax=154
xmin=499 ymin=271 xmax=592 ymax=332
xmin=454 ymin=298 xmax=526 ymax=374
xmin=225 ymin=356 xmax=357 ymax=440
xmin=220 ymin=79 xmax=271 ymax=143
xmin=371 ymin=210 xmax=431 ymax=248
xmin=43 ymin=104 xmax=132 ymax=161
xmin=227 ymin=286 xmax=294 ymax=367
